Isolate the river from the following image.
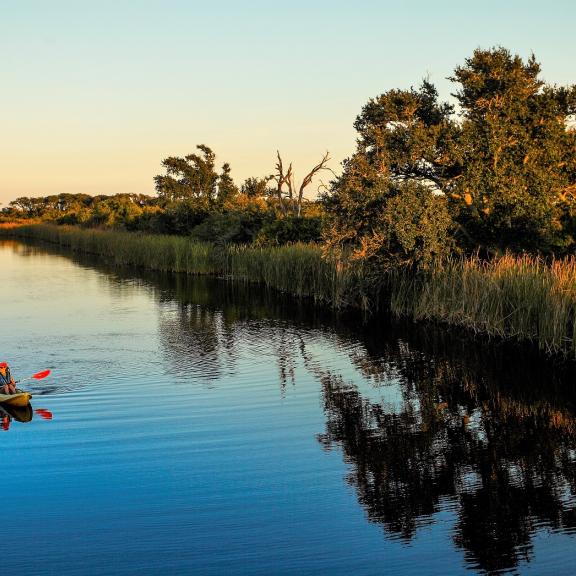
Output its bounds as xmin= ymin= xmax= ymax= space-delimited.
xmin=2 ymin=239 xmax=576 ymax=575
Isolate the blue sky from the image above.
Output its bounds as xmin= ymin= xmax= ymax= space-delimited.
xmin=1 ymin=0 xmax=575 ymax=203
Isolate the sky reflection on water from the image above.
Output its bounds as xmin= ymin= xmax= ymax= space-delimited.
xmin=1 ymin=239 xmax=576 ymax=575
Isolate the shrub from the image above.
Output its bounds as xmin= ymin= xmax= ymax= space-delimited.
xmin=191 ymin=211 xmax=266 ymax=245
xmin=256 ymin=216 xmax=323 ymax=246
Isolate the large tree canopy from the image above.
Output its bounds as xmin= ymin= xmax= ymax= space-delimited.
xmin=322 ymin=80 xmax=458 ymax=269
xmin=324 ymin=47 xmax=576 ymax=258
xmin=352 ymin=79 xmax=460 ymax=189
xmin=451 ymin=48 xmax=576 ymax=251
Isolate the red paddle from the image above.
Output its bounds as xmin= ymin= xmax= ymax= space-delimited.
xmin=15 ymin=369 xmax=51 ymax=384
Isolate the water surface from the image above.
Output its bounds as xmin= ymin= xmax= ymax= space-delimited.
xmin=2 ymin=239 xmax=576 ymax=575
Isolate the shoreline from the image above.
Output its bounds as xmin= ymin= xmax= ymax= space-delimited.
xmin=3 ymin=224 xmax=576 ymax=360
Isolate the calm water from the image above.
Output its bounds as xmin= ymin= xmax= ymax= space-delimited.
xmin=2 ymin=239 xmax=576 ymax=575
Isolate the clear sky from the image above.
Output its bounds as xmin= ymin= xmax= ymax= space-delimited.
xmin=1 ymin=0 xmax=575 ymax=205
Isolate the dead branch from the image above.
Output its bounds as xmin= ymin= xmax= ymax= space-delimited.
xmin=274 ymin=151 xmax=294 ymax=215
xmin=296 ymin=152 xmax=331 ymax=216
xmin=274 ymin=151 xmax=332 ymax=217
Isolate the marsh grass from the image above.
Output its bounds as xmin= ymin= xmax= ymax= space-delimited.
xmin=390 ymin=254 xmax=576 ymax=358
xmin=11 ymin=224 xmax=215 ymax=273
xmin=224 ymin=244 xmax=361 ymax=306
xmin=5 ymin=224 xmax=576 ymax=358
xmin=8 ymin=224 xmax=360 ymax=307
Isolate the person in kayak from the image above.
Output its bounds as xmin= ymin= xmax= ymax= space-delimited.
xmin=0 ymin=362 xmax=17 ymax=395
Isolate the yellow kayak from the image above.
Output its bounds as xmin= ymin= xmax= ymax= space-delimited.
xmin=0 ymin=390 xmax=32 ymax=407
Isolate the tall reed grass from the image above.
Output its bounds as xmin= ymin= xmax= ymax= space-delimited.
xmin=7 ymin=224 xmax=359 ymax=307
xmin=5 ymin=224 xmax=576 ymax=358
xmin=390 ymin=254 xmax=576 ymax=358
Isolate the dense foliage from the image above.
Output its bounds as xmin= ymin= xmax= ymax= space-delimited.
xmin=2 ymin=145 xmax=326 ymax=245
xmin=323 ymin=47 xmax=576 ymax=265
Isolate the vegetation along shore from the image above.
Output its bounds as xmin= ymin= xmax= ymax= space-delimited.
xmin=6 ymin=224 xmax=576 ymax=359
xmin=2 ymin=47 xmax=576 ymax=357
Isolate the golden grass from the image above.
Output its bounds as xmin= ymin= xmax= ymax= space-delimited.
xmin=390 ymin=254 xmax=576 ymax=357
xmin=0 ymin=221 xmax=36 ymax=229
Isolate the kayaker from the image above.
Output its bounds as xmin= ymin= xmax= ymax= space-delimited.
xmin=0 ymin=362 xmax=17 ymax=395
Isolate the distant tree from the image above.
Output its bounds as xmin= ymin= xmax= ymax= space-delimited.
xmin=241 ymin=176 xmax=273 ymax=198
xmin=87 ymin=194 xmax=145 ymax=228
xmin=154 ymin=145 xmax=219 ymax=204
xmin=8 ymin=193 xmax=100 ymax=220
xmin=9 ymin=196 xmax=50 ymax=218
xmin=4 ymin=193 xmax=159 ymax=228
xmin=216 ymin=162 xmax=239 ymax=204
xmin=154 ymin=145 xmax=240 ymax=209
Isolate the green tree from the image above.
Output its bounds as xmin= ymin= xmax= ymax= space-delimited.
xmin=324 ymin=48 xmax=576 ymax=258
xmin=323 ymin=80 xmax=455 ymax=269
xmin=324 ymin=177 xmax=453 ymax=270
xmin=154 ymin=145 xmax=219 ymax=204
xmin=8 ymin=193 xmax=94 ymax=219
xmin=87 ymin=194 xmax=144 ymax=228
xmin=351 ymin=79 xmax=459 ymax=189
xmin=154 ymin=145 xmax=240 ymax=207
xmin=216 ymin=162 xmax=239 ymax=204
xmin=451 ymin=47 xmax=576 ymax=252
xmin=241 ymin=176 xmax=273 ymax=198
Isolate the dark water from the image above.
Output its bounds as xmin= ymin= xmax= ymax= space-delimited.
xmin=2 ymin=239 xmax=576 ymax=575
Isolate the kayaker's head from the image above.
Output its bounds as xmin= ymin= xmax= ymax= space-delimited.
xmin=0 ymin=362 xmax=7 ymax=377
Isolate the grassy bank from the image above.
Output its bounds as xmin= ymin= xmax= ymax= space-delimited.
xmin=390 ymin=255 xmax=576 ymax=358
xmin=5 ymin=224 xmax=358 ymax=307
xmin=4 ymin=224 xmax=576 ymax=359
xmin=0 ymin=219 xmax=40 ymax=229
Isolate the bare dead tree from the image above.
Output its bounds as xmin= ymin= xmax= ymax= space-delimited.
xmin=296 ymin=152 xmax=331 ymax=216
xmin=274 ymin=151 xmax=293 ymax=216
xmin=274 ymin=151 xmax=331 ymax=217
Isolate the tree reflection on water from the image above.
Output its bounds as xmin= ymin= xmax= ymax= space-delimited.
xmin=310 ymin=328 xmax=576 ymax=574
xmin=109 ymin=265 xmax=576 ymax=573
xmin=151 ymin=267 xmax=576 ymax=573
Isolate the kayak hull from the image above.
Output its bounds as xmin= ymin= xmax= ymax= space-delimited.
xmin=0 ymin=391 xmax=32 ymax=407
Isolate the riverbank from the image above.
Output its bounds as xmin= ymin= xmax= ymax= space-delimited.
xmin=390 ymin=255 xmax=576 ymax=358
xmin=4 ymin=224 xmax=576 ymax=359
xmin=4 ymin=224 xmax=359 ymax=307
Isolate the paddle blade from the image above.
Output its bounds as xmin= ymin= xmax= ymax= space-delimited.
xmin=35 ymin=409 xmax=53 ymax=420
xmin=32 ymin=369 xmax=51 ymax=380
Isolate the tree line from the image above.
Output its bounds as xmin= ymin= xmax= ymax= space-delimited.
xmin=3 ymin=47 xmax=576 ymax=263
xmin=1 ymin=146 xmax=328 ymax=245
